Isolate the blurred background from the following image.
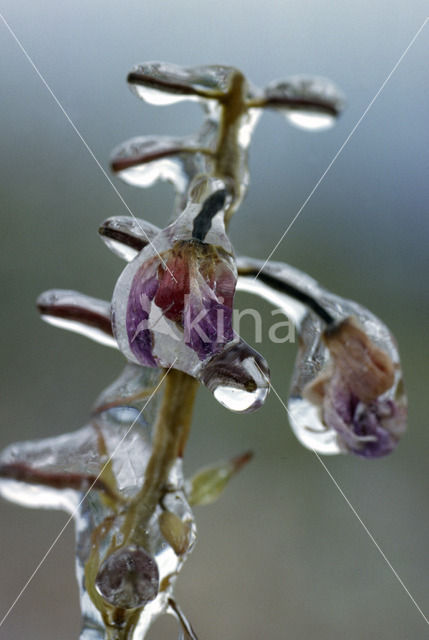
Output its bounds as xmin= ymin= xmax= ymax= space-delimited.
xmin=0 ymin=1 xmax=428 ymax=638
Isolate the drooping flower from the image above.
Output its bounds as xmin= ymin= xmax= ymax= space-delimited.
xmin=304 ymin=317 xmax=406 ymax=457
xmin=110 ymin=175 xmax=269 ymax=413
xmin=117 ymin=228 xmax=236 ymax=367
xmin=236 ymin=256 xmax=407 ymax=456
xmin=100 ymin=178 xmax=236 ymax=369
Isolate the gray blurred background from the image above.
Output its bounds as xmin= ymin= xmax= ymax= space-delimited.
xmin=1 ymin=1 xmax=428 ymax=638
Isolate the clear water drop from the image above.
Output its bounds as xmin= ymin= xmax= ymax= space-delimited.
xmin=95 ymin=545 xmax=159 ymax=609
xmin=285 ymin=110 xmax=336 ymax=131
xmin=199 ymin=339 xmax=270 ymax=413
xmin=131 ymin=85 xmax=198 ymax=106
xmin=214 ymin=384 xmax=268 ymax=413
xmin=119 ymin=158 xmax=187 ymax=190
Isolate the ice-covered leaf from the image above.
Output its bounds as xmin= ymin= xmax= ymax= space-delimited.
xmin=127 ymin=62 xmax=241 ymax=104
xmin=110 ymin=135 xmax=211 ymax=192
xmin=99 ymin=215 xmax=160 ymax=261
xmin=37 ymin=290 xmax=115 ymax=348
xmin=262 ymin=75 xmax=345 ymax=130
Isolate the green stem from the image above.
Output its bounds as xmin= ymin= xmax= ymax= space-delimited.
xmin=121 ymin=369 xmax=198 ymax=547
xmin=214 ymin=70 xmax=249 ymax=222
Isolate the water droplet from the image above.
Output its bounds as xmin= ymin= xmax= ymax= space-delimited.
xmin=285 ymin=110 xmax=336 ymax=131
xmin=214 ymin=384 xmax=268 ymax=413
xmin=132 ymin=85 xmax=197 ymax=106
xmin=95 ymin=546 xmax=159 ymax=609
xmin=199 ymin=340 xmax=270 ymax=413
xmin=125 ymin=158 xmax=188 ymax=189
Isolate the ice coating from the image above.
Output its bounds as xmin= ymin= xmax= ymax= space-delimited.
xmin=37 ymin=289 xmax=116 ymax=348
xmin=116 ymin=62 xmax=344 ymax=228
xmin=263 ymin=75 xmax=345 ymax=130
xmin=99 ymin=216 xmax=160 ymax=262
xmin=298 ymin=316 xmax=406 ymax=458
xmin=236 ymin=256 xmax=406 ymax=455
xmin=110 ymin=135 xmax=211 ymax=196
xmin=119 ymin=62 xmax=268 ymax=221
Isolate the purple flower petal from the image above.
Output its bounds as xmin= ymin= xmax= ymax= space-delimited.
xmin=184 ymin=289 xmax=234 ymax=360
xmin=126 ymin=263 xmax=160 ymax=367
xmin=323 ymin=372 xmax=399 ymax=458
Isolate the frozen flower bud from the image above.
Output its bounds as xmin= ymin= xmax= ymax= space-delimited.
xmin=111 ymin=176 xmax=270 ymax=413
xmin=95 ymin=546 xmax=159 ymax=610
xmin=302 ymin=316 xmax=406 ymax=458
xmin=234 ymin=256 xmax=406 ymax=457
xmin=159 ymin=511 xmax=191 ymax=556
xmin=323 ymin=317 xmax=395 ymax=404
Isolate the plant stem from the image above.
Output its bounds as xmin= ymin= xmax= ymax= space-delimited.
xmin=121 ymin=369 xmax=198 ymax=546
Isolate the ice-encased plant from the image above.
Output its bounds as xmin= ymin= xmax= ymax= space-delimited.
xmin=0 ymin=62 xmax=407 ymax=639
